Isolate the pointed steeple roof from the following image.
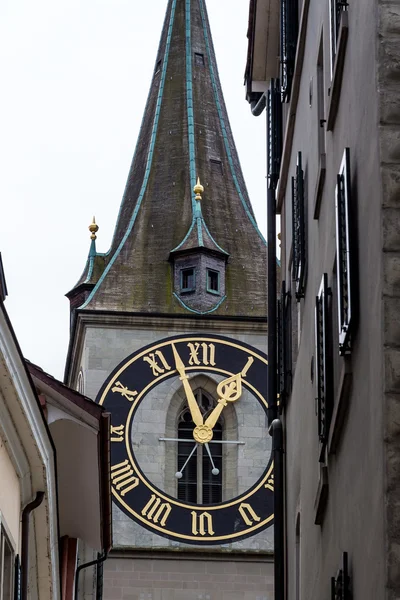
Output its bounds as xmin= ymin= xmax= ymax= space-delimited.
xmin=71 ymin=0 xmax=267 ymax=317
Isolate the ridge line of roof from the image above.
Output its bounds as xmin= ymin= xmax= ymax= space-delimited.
xmin=186 ymin=0 xmax=197 ymax=209
xmin=79 ymin=0 xmax=179 ymax=310
xmin=173 ymin=291 xmax=227 ymax=314
xmin=198 ymin=0 xmax=266 ymax=246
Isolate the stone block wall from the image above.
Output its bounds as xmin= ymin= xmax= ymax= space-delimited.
xmin=103 ymin=554 xmax=274 ymax=600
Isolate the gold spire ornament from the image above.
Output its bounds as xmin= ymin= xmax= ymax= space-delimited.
xmin=194 ymin=177 xmax=204 ymax=202
xmin=89 ymin=216 xmax=99 ymax=240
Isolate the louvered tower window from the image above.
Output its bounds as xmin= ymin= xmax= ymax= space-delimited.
xmin=315 ymin=274 xmax=332 ymax=453
xmin=335 ymin=148 xmax=353 ymax=355
xmin=177 ymin=390 xmax=222 ymax=504
xmin=329 ymin=0 xmax=348 ymax=74
xmin=280 ymin=0 xmax=299 ymax=102
xmin=267 ymin=79 xmax=283 ymax=190
xmin=292 ymin=152 xmax=306 ymax=300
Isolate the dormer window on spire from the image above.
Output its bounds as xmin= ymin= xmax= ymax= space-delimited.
xmin=170 ymin=178 xmax=228 ymax=314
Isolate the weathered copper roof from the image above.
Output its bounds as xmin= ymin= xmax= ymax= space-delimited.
xmin=72 ymin=0 xmax=267 ymax=317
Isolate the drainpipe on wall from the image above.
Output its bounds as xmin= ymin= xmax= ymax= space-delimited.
xmin=21 ymin=491 xmax=45 ymax=600
xmin=270 ymin=419 xmax=284 ymax=600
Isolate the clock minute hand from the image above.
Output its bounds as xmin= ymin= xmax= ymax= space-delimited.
xmin=171 ymin=344 xmax=204 ymax=427
xmin=204 ymin=357 xmax=254 ymax=430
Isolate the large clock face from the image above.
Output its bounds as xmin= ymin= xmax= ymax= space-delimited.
xmin=97 ymin=334 xmax=273 ymax=544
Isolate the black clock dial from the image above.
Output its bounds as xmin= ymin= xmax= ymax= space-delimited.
xmin=97 ymin=334 xmax=273 ymax=544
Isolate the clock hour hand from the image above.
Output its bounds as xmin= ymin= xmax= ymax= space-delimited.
xmin=172 ymin=344 xmax=204 ymax=427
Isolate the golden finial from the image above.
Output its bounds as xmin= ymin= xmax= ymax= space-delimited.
xmin=89 ymin=216 xmax=99 ymax=240
xmin=277 ymin=232 xmax=282 ymax=248
xmin=194 ymin=177 xmax=204 ymax=202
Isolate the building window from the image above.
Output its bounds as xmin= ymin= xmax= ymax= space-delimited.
xmin=0 ymin=525 xmax=14 ymax=599
xmin=155 ymin=59 xmax=161 ymax=75
xmin=180 ymin=268 xmax=195 ymax=292
xmin=267 ymin=78 xmax=282 ymax=190
xmin=77 ymin=370 xmax=84 ymax=395
xmin=315 ymin=274 xmax=332 ymax=453
xmin=335 ymin=148 xmax=353 ymax=355
xmin=292 ymin=152 xmax=306 ymax=300
xmin=210 ymin=159 xmax=223 ymax=175
xmin=195 ymin=52 xmax=205 ymax=66
xmin=177 ymin=390 xmax=222 ymax=504
xmin=207 ymin=269 xmax=220 ymax=294
xmin=329 ymin=0 xmax=348 ymax=75
xmin=280 ymin=0 xmax=299 ymax=102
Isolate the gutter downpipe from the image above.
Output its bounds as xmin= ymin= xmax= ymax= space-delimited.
xmin=249 ymin=86 xmax=283 ymax=600
xmin=21 ymin=491 xmax=45 ymax=600
xmin=74 ymin=551 xmax=108 ymax=600
xmin=250 ymin=92 xmax=267 ymax=117
xmin=270 ymin=418 xmax=284 ymax=600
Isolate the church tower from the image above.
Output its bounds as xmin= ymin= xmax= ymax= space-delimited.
xmin=65 ymin=0 xmax=274 ymax=597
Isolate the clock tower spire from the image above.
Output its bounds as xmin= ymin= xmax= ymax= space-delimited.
xmin=65 ymin=3 xmax=272 ymax=595
xmin=66 ymin=0 xmax=266 ymax=321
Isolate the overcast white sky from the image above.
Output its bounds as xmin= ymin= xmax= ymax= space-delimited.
xmin=0 ymin=0 xmax=267 ymax=381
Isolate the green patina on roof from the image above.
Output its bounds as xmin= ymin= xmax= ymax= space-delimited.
xmin=69 ymin=0 xmax=267 ymax=317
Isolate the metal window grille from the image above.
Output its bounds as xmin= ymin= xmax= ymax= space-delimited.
xmin=0 ymin=525 xmax=14 ymax=600
xmin=177 ymin=390 xmax=222 ymax=504
xmin=96 ymin=553 xmax=104 ymax=600
xmin=277 ymin=281 xmax=292 ymax=408
xmin=280 ymin=0 xmax=299 ymax=102
xmin=267 ymin=79 xmax=283 ymax=190
xmin=329 ymin=0 xmax=348 ymax=70
xmin=315 ymin=274 xmax=332 ymax=447
xmin=331 ymin=552 xmax=350 ymax=600
xmin=335 ymin=148 xmax=352 ymax=355
xmin=292 ymin=152 xmax=306 ymax=300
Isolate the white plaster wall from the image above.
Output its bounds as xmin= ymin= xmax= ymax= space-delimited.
xmin=0 ymin=437 xmax=21 ymax=550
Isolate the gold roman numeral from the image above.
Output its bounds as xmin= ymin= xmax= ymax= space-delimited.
xmin=188 ymin=342 xmax=216 ymax=366
xmin=265 ymin=474 xmax=274 ymax=492
xmin=141 ymin=495 xmax=171 ymax=527
xmin=239 ymin=503 xmax=261 ymax=526
xmin=110 ymin=424 xmax=125 ymax=442
xmin=191 ymin=511 xmax=215 ymax=536
xmin=111 ymin=460 xmax=139 ymax=496
xmin=143 ymin=350 xmax=172 ymax=377
xmin=111 ymin=381 xmax=138 ymax=402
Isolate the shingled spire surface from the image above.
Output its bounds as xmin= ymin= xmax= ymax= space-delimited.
xmin=75 ymin=0 xmax=267 ymax=317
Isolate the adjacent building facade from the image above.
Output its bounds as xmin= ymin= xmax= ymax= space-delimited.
xmin=65 ymin=1 xmax=274 ymax=599
xmin=246 ymin=0 xmax=400 ymax=598
xmin=0 ymin=255 xmax=111 ymax=600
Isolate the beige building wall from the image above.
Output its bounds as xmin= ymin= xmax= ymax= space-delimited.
xmin=0 ymin=437 xmax=21 ymax=551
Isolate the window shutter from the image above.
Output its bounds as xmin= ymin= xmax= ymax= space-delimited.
xmin=329 ymin=0 xmax=349 ymax=70
xmin=267 ymin=79 xmax=282 ymax=190
xmin=277 ymin=281 xmax=292 ymax=407
xmin=281 ymin=0 xmax=299 ymax=102
xmin=331 ymin=552 xmax=350 ymax=600
xmin=292 ymin=152 xmax=306 ymax=300
xmin=14 ymin=555 xmax=21 ymax=600
xmin=335 ymin=148 xmax=352 ymax=355
xmin=315 ymin=274 xmax=332 ymax=449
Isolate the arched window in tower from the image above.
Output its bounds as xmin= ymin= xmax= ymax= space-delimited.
xmin=76 ymin=369 xmax=84 ymax=395
xmin=177 ymin=390 xmax=223 ymax=504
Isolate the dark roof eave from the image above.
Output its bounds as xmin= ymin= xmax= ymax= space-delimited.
xmin=27 ymin=360 xmax=103 ymax=420
xmin=169 ymin=246 xmax=229 ymax=261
